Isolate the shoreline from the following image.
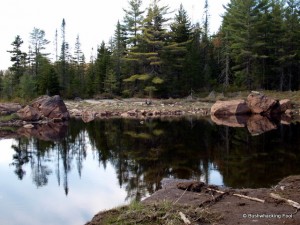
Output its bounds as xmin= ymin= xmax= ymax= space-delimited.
xmin=86 ymin=176 xmax=300 ymax=225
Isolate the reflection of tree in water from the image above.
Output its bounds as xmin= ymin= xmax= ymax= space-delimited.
xmin=9 ymin=118 xmax=300 ymax=201
xmin=10 ymin=121 xmax=87 ymax=195
xmin=212 ymin=123 xmax=300 ymax=188
xmin=10 ymin=138 xmax=32 ymax=180
xmin=86 ymin=118 xmax=218 ymax=201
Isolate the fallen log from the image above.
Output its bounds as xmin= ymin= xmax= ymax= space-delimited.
xmin=206 ymin=188 xmax=265 ymax=203
xmin=270 ymin=193 xmax=300 ymax=209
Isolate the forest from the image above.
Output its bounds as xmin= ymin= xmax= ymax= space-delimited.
xmin=1 ymin=0 xmax=300 ymax=100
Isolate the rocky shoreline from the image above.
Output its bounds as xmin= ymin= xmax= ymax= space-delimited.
xmin=86 ymin=175 xmax=300 ymax=225
xmin=65 ymin=98 xmax=212 ymax=122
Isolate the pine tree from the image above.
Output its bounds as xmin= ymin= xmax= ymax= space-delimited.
xmin=7 ymin=35 xmax=27 ymax=85
xmin=124 ymin=0 xmax=170 ymax=96
xmin=29 ymin=27 xmax=50 ymax=77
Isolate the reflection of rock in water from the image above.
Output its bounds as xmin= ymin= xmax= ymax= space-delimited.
xmin=17 ymin=122 xmax=68 ymax=141
xmin=247 ymin=114 xmax=277 ymax=136
xmin=211 ymin=114 xmax=248 ymax=128
xmin=210 ymin=93 xmax=294 ymax=135
xmin=211 ymin=113 xmax=280 ymax=136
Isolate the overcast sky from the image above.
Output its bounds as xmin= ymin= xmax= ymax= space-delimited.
xmin=0 ymin=0 xmax=229 ymax=70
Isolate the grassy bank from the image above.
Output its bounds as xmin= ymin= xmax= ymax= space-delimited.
xmin=87 ymin=200 xmax=221 ymax=225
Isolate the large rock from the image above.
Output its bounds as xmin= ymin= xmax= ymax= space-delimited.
xmin=17 ymin=95 xmax=70 ymax=121
xmin=211 ymin=99 xmax=251 ymax=116
xmin=247 ymin=92 xmax=278 ymax=114
xmin=17 ymin=105 xmax=41 ymax=121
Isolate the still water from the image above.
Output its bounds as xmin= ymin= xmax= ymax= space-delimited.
xmin=0 ymin=118 xmax=299 ymax=225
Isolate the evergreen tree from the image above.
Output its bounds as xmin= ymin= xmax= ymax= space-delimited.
xmin=36 ymin=56 xmax=60 ymax=95
xmin=19 ymin=74 xmax=36 ymax=100
xmin=7 ymin=35 xmax=27 ymax=86
xmin=29 ymin=27 xmax=50 ymax=77
xmin=111 ymin=21 xmax=127 ymax=93
xmin=59 ymin=18 xmax=69 ymax=94
xmin=72 ymin=35 xmax=86 ymax=97
xmin=94 ymin=41 xmax=111 ymax=94
xmin=86 ymin=53 xmax=97 ymax=97
xmin=185 ymin=23 xmax=202 ymax=91
xmin=104 ymin=68 xmax=117 ymax=95
xmin=222 ymin=0 xmax=265 ymax=90
xmin=124 ymin=0 xmax=170 ymax=96
xmin=281 ymin=0 xmax=300 ymax=90
xmin=123 ymin=0 xmax=145 ymax=47
xmin=164 ymin=4 xmax=191 ymax=96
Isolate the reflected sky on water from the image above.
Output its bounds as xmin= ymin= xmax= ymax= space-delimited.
xmin=0 ymin=117 xmax=299 ymax=225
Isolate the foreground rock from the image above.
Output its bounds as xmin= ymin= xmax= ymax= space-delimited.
xmin=17 ymin=95 xmax=70 ymax=121
xmin=86 ymin=175 xmax=300 ymax=225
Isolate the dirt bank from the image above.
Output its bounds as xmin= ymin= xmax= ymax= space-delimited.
xmin=86 ymin=175 xmax=300 ymax=225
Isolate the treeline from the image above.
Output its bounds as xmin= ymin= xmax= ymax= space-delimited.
xmin=1 ymin=0 xmax=300 ymax=100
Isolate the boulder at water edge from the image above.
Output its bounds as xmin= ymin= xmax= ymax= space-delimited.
xmin=210 ymin=99 xmax=251 ymax=116
xmin=17 ymin=95 xmax=70 ymax=121
xmin=246 ymin=92 xmax=278 ymax=114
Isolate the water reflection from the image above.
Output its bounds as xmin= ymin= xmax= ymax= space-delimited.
xmin=211 ymin=113 xmax=293 ymax=136
xmin=9 ymin=118 xmax=300 ymax=194
xmin=2 ymin=117 xmax=300 ymax=224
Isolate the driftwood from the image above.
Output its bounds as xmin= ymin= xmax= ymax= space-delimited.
xmin=233 ymin=193 xmax=265 ymax=203
xmin=198 ymin=190 xmax=228 ymax=207
xmin=206 ymin=188 xmax=265 ymax=203
xmin=179 ymin=212 xmax=191 ymax=225
xmin=270 ymin=193 xmax=300 ymax=209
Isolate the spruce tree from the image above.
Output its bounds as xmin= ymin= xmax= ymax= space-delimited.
xmin=7 ymin=35 xmax=27 ymax=85
xmin=222 ymin=0 xmax=264 ymax=90
xmin=111 ymin=21 xmax=127 ymax=93
xmin=164 ymin=4 xmax=191 ymax=96
xmin=123 ymin=0 xmax=145 ymax=47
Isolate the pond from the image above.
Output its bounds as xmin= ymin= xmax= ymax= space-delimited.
xmin=0 ymin=117 xmax=300 ymax=225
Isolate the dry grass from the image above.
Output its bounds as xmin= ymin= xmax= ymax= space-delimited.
xmin=93 ymin=200 xmax=221 ymax=225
